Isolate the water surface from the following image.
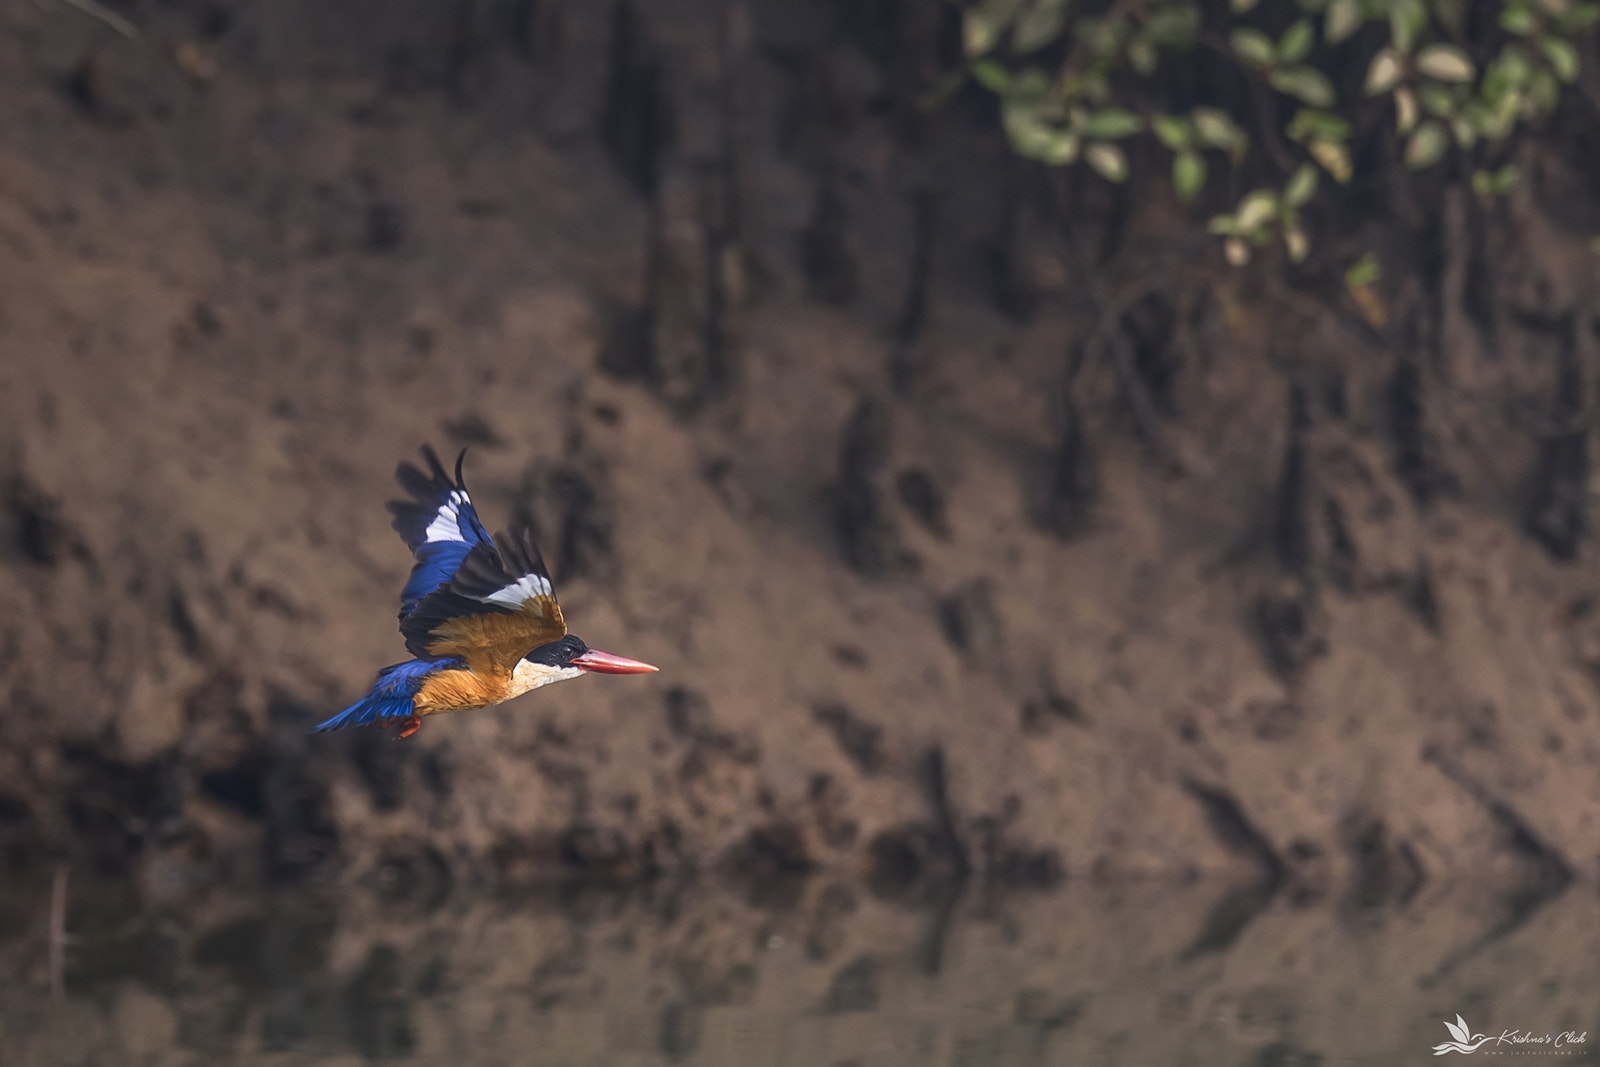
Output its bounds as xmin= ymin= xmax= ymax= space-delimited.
xmin=1 ymin=873 xmax=1593 ymax=1065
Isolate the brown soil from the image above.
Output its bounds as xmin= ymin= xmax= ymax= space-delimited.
xmin=0 ymin=0 xmax=1595 ymax=927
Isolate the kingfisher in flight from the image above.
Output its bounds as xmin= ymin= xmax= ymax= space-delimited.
xmin=311 ymin=446 xmax=657 ymax=738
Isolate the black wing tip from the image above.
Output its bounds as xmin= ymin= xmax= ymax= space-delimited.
xmin=451 ymin=536 xmax=521 ymax=600
xmin=420 ymin=443 xmax=470 ymax=488
xmin=419 ymin=443 xmax=449 ymax=483
xmin=493 ymin=527 xmax=553 ymax=585
xmin=389 ymin=445 xmax=473 ymax=526
xmin=394 ymin=444 xmax=468 ymax=496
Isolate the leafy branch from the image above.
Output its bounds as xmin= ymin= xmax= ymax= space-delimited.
xmin=958 ymin=0 xmax=1600 ymax=264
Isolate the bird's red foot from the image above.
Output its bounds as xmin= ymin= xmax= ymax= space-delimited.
xmin=396 ymin=714 xmax=422 ymax=739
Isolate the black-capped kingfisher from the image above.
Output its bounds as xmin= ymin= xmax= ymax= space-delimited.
xmin=311 ymin=446 xmax=657 ymax=738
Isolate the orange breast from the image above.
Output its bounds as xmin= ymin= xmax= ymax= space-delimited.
xmin=414 ymin=668 xmax=512 ymax=715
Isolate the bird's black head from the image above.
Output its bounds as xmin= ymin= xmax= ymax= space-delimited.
xmin=524 ymin=635 xmax=658 ymax=676
xmin=524 ymin=634 xmax=589 ymax=667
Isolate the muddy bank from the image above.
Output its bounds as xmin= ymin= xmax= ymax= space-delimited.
xmin=0 ymin=1 xmax=1596 ymax=913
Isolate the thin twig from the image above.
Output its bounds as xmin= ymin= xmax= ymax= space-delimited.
xmin=1263 ymin=276 xmax=1386 ymax=351
xmin=1268 ymin=277 xmax=1600 ymax=440
xmin=1048 ymin=173 xmax=1182 ymax=466
xmin=1190 ymin=33 xmax=1298 ymax=174
xmin=1085 ymin=274 xmax=1173 ymax=456
xmin=1101 ymin=284 xmax=1170 ymax=449
xmin=1053 ymin=0 xmax=1135 ymax=91
xmin=48 ymin=864 xmax=69 ymax=1001
xmin=57 ymin=0 xmax=141 ymax=40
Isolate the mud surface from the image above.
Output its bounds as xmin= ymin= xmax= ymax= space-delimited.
xmin=0 ymin=0 xmax=1598 ymax=981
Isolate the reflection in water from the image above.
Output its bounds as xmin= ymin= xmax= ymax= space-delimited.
xmin=1 ymin=872 xmax=1595 ymax=1065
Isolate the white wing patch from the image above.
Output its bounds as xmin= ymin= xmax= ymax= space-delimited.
xmin=423 ymin=491 xmax=471 ymax=543
xmin=477 ymin=572 xmax=553 ymax=609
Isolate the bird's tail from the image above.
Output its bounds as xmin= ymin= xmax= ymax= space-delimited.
xmin=309 ymin=659 xmax=446 ymax=733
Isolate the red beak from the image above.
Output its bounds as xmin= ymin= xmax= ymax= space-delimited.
xmin=570 ymin=649 xmax=659 ymax=675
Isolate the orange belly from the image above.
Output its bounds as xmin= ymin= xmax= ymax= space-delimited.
xmin=414 ymin=668 xmax=511 ymax=715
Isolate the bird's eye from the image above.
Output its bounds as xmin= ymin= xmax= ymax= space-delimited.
xmin=526 ymin=636 xmax=577 ymax=666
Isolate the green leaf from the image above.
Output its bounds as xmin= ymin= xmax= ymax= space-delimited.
xmin=1230 ymin=28 xmax=1277 ymax=68
xmin=1389 ymin=0 xmax=1428 ymax=54
xmin=1128 ymin=36 xmax=1159 ymax=75
xmin=1272 ymin=66 xmax=1337 ymax=107
xmin=1144 ymin=5 xmax=1201 ymax=45
xmin=1325 ymin=0 xmax=1362 ymax=43
xmin=1232 ymin=0 xmax=1261 ymax=13
xmin=1278 ymin=20 xmax=1315 ymax=65
xmin=1344 ymin=252 xmax=1381 ymax=286
xmin=1078 ymin=16 xmax=1126 ymax=59
xmin=1500 ymin=2 xmax=1538 ymax=33
xmin=1174 ymin=151 xmax=1207 ymax=200
xmin=1288 ymin=108 xmax=1352 ymax=142
xmin=1086 ymin=142 xmax=1129 ymax=181
xmin=1003 ymin=103 xmax=1056 ymax=158
xmin=1419 ymin=82 xmax=1459 ymax=116
xmin=1284 ymin=162 xmax=1320 ymax=206
xmin=1416 ymin=44 xmax=1477 ymax=82
xmin=1395 ymin=86 xmax=1419 ymax=131
xmin=1194 ymin=107 xmax=1248 ymax=153
xmin=1485 ymin=45 xmax=1533 ymax=100
xmin=1080 ymin=108 xmax=1143 ymax=139
xmin=1540 ymin=36 xmax=1581 ymax=82
xmin=1404 ymin=120 xmax=1449 ymax=168
xmin=1530 ymin=65 xmax=1561 ymax=109
xmin=965 ymin=11 xmax=1001 ymax=56
xmin=1013 ymin=67 xmax=1053 ymax=102
xmin=1468 ymin=96 xmax=1515 ymax=138
xmin=1012 ymin=0 xmax=1070 ymax=53
xmin=1080 ymin=70 xmax=1112 ymax=104
xmin=1451 ymin=116 xmax=1478 ymax=147
xmin=1209 ymin=213 xmax=1239 ymax=236
xmin=1005 ymin=105 xmax=1081 ymax=165
xmin=1366 ymin=48 xmax=1404 ymax=94
xmin=1236 ymin=189 xmax=1280 ymax=232
xmin=1308 ymin=139 xmax=1353 ymax=181
xmin=1039 ymin=131 xmax=1082 ymax=165
xmin=1153 ymin=115 xmax=1192 ymax=150
xmin=970 ymin=59 xmax=1012 ymax=93
xmin=1470 ymin=165 xmax=1519 ymax=197
xmin=1568 ymin=2 xmax=1600 ymax=29
xmin=1284 ymin=221 xmax=1310 ymax=262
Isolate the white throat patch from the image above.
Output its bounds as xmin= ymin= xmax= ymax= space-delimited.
xmin=509 ymin=659 xmax=585 ymax=699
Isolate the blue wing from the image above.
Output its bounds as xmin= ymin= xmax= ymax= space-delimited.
xmin=309 ymin=658 xmax=459 ymax=732
xmin=387 ymin=446 xmax=493 ymax=619
xmin=399 ymin=528 xmax=566 ymax=661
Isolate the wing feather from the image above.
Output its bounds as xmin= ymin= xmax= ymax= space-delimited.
xmin=387 ymin=446 xmax=493 ymax=618
xmin=399 ymin=529 xmax=567 ymax=670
